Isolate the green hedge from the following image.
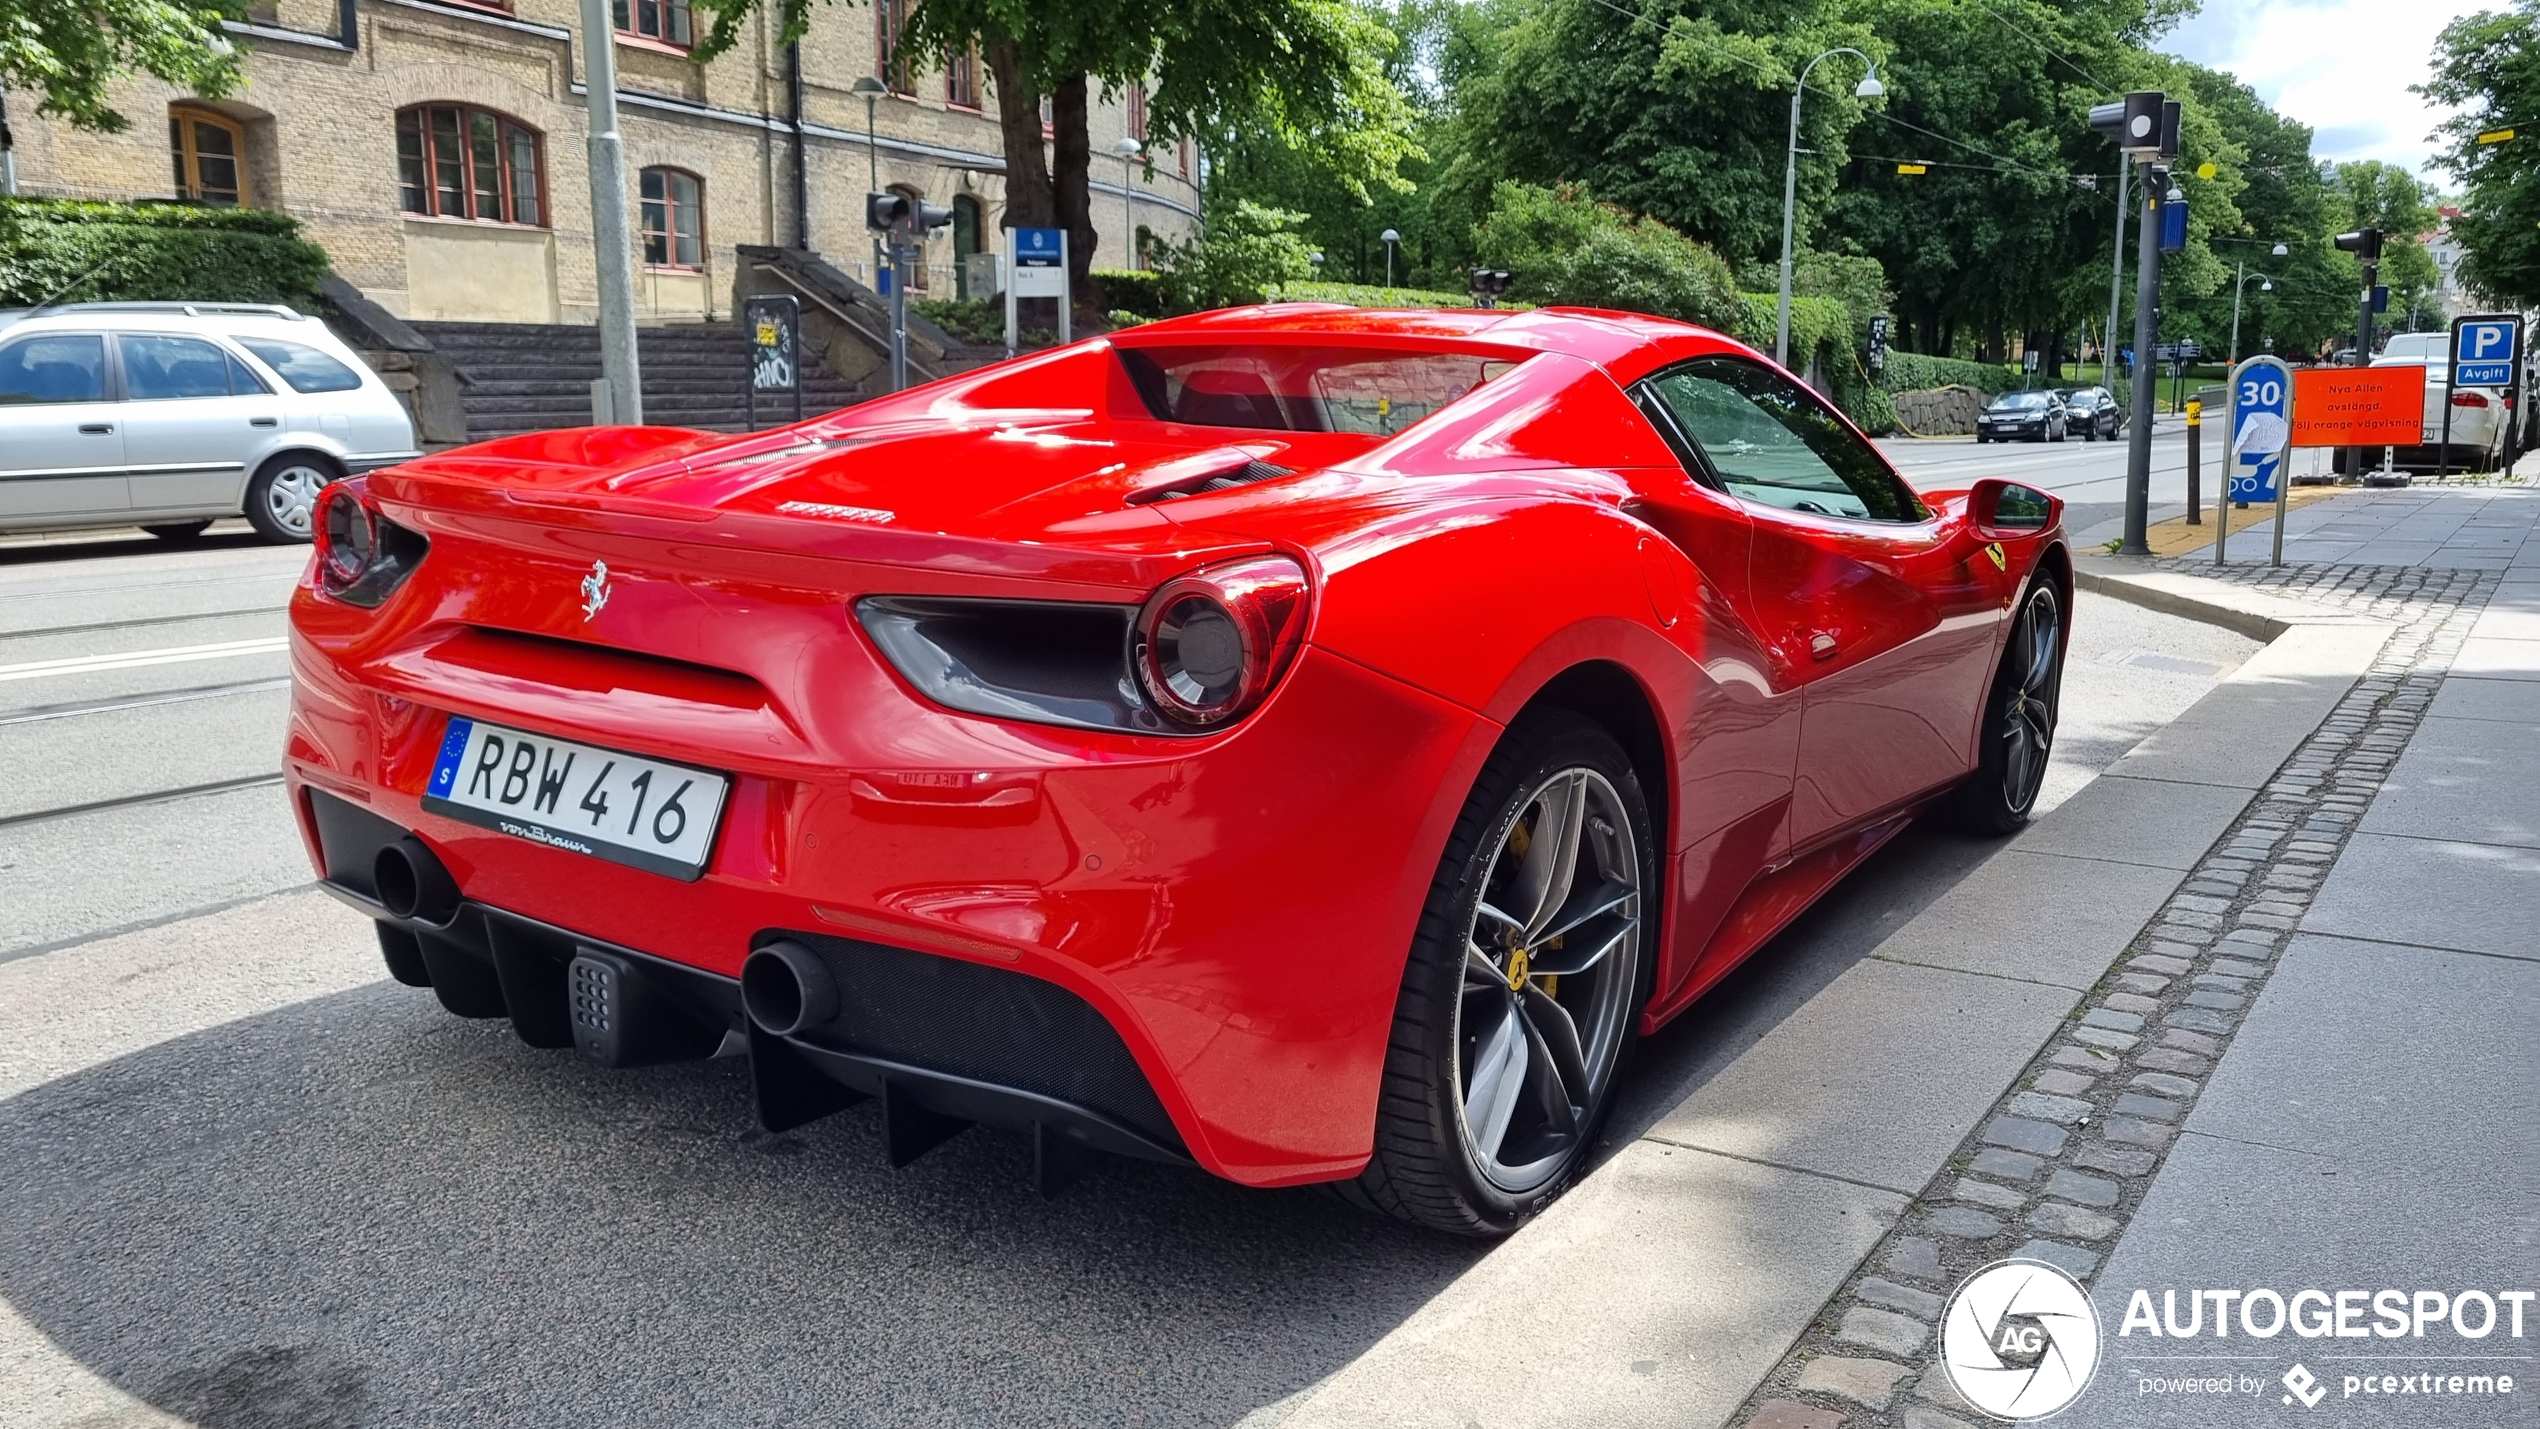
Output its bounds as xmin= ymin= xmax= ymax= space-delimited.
xmin=0 ymin=197 xmax=330 ymax=308
xmin=1266 ymin=279 xmax=1518 ymax=310
xmin=1875 ymin=350 xmax=2020 ymax=397
xmin=1094 ymin=268 xmax=1168 ymax=319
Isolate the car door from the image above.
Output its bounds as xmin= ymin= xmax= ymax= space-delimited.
xmin=0 ymin=332 xmax=129 ymax=522
xmin=1639 ymin=356 xmax=2007 ymax=849
xmin=115 ymin=332 xmax=278 ymax=515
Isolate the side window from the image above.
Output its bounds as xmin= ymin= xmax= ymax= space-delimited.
xmin=0 ymin=334 xmax=110 ymax=405
xmin=1638 ymin=357 xmax=1925 ymax=523
xmin=119 ymin=335 xmax=243 ymax=400
xmin=235 ymin=338 xmax=365 ymax=394
xmin=226 ymin=350 xmax=272 ymax=394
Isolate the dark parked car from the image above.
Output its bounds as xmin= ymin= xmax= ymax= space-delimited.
xmin=1976 ymin=390 xmax=2066 ymax=444
xmin=2052 ymin=387 xmax=2123 ymax=441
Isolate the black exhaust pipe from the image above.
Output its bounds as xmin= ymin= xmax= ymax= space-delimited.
xmin=742 ymin=939 xmax=840 ymax=1036
xmin=373 ymin=835 xmax=460 ymax=924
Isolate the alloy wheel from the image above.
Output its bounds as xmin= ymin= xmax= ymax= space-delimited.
xmin=1454 ymin=767 xmax=1643 ymax=1193
xmin=1998 ymin=585 xmax=2062 ymax=815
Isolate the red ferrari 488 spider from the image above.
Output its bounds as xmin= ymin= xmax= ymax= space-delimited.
xmin=286 ymin=304 xmax=2068 ymax=1235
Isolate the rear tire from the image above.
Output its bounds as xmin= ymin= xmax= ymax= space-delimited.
xmin=245 ymin=454 xmax=336 ymax=543
xmin=1343 ymin=710 xmax=1657 ymax=1238
xmin=1943 ymin=580 xmax=2066 ymax=835
xmin=141 ymin=520 xmax=213 ymax=541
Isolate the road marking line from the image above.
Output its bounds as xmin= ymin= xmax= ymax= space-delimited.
xmin=0 ymin=636 xmax=289 ymax=683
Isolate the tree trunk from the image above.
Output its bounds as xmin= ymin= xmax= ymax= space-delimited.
xmin=1050 ymin=72 xmax=1096 ymax=305
xmin=986 ymin=39 xmax=1053 ymax=231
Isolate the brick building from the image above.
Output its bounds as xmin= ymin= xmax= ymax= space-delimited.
xmin=3 ymin=0 xmax=1201 ymax=326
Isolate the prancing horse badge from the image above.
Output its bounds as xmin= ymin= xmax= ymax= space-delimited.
xmin=1983 ymin=542 xmax=2007 ymax=572
xmin=580 ymin=560 xmax=612 ymax=621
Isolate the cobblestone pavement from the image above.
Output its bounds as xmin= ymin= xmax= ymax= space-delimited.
xmin=1725 ymin=561 xmax=2500 ymax=1429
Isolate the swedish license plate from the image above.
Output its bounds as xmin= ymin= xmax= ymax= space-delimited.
xmin=423 ymin=716 xmax=729 ymax=880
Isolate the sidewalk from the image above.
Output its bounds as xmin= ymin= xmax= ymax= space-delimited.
xmin=1716 ymin=495 xmax=2539 ymax=1428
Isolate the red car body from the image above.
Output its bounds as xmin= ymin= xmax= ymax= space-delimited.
xmin=284 ymin=305 xmax=2067 ymax=1192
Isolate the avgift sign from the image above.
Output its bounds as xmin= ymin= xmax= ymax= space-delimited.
xmin=2290 ymin=366 xmax=2422 ymax=447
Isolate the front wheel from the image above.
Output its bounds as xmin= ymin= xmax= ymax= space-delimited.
xmin=1343 ymin=711 xmax=1656 ymax=1237
xmin=1943 ymin=580 xmax=2066 ymax=834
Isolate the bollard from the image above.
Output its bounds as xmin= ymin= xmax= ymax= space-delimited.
xmin=2184 ymin=399 xmax=2202 ymax=525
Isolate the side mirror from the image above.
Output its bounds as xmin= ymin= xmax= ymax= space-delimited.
xmin=1970 ymin=477 xmax=2058 ymax=536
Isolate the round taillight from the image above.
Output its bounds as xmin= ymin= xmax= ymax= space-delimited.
xmin=316 ymin=481 xmax=377 ymax=592
xmin=1134 ymin=555 xmax=1310 ymax=728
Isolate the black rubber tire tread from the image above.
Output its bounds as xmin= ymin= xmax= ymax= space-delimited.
xmin=1345 ymin=708 xmax=1657 ymax=1238
xmin=1942 ymin=577 xmax=2066 ymax=836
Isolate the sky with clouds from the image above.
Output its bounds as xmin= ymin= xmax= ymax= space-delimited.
xmin=2159 ymin=0 xmax=2490 ymax=183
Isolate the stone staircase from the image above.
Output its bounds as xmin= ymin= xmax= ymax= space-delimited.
xmin=412 ymin=321 xmax=868 ymax=443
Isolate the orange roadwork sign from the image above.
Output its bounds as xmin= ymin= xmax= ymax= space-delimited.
xmin=2291 ymin=366 xmax=2423 ymax=446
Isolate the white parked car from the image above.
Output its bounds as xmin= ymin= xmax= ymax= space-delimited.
xmin=0 ymin=302 xmax=421 ymax=542
xmin=2372 ymin=332 xmax=2509 ymax=472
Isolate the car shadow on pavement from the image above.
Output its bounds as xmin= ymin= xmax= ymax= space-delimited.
xmin=0 ymin=983 xmax=1484 ymax=1428
xmin=1608 ymin=816 xmax=2010 ymax=1151
xmin=0 ymin=529 xmax=274 ymax=568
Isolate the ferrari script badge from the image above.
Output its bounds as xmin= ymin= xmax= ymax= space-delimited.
xmin=1983 ymin=542 xmax=2007 ymax=572
xmin=580 ymin=560 xmax=612 ymax=621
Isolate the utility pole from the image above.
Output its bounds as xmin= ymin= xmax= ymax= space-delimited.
xmin=578 ymin=0 xmax=643 ymax=424
xmin=2089 ymin=90 xmax=2176 ymax=557
xmin=2335 ymin=228 xmax=2384 ymax=480
xmin=2103 ymin=160 xmax=2126 ymax=388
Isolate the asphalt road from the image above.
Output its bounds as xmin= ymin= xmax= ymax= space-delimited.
xmin=0 ymin=508 xmax=2258 ymax=1428
xmin=1879 ymin=418 xmax=2204 ymax=544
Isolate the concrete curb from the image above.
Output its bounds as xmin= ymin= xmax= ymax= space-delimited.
xmin=1261 ymin=566 xmax=2399 ymax=1429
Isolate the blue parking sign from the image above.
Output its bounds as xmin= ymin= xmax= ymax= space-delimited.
xmin=2452 ymin=315 xmax=2521 ymax=388
xmin=2226 ymin=355 xmax=2292 ymax=504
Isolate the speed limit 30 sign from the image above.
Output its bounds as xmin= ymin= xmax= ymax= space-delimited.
xmin=2227 ymin=356 xmax=2293 ymax=504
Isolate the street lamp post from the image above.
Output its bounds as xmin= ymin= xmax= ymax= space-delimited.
xmin=853 ymin=76 xmax=887 ymax=288
xmin=2227 ymin=244 xmax=2288 ymax=364
xmin=1777 ymin=48 xmax=1881 ymax=368
xmin=1113 ymin=136 xmax=1143 ymax=268
xmin=577 ymin=0 xmax=641 ymax=424
xmin=1380 ymin=228 xmax=1400 ymax=289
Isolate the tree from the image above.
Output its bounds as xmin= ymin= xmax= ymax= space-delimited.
xmin=1 ymin=0 xmax=245 ymax=131
xmin=2420 ymin=1 xmax=2540 ymax=307
xmin=1448 ymin=0 xmax=1885 ymax=267
xmin=2168 ymin=67 xmax=2353 ymax=359
xmin=696 ymin=0 xmax=1415 ymax=305
xmin=1473 ymin=181 xmax=1742 ymax=327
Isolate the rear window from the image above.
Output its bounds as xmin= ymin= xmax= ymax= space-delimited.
xmin=1116 ymin=344 xmax=1513 ymax=434
xmin=237 ymin=337 xmax=365 ymax=394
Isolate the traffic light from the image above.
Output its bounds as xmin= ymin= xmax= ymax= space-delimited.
xmin=2333 ymin=229 xmax=2383 ymax=262
xmin=1467 ymin=268 xmax=1511 ymax=309
xmin=866 ymin=192 xmax=954 ymax=235
xmin=2088 ymin=91 xmax=2167 ymax=155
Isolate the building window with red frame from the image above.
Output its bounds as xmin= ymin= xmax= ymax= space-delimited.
xmin=639 ymin=167 xmax=703 ymax=269
xmin=876 ymin=0 xmax=913 ymax=95
xmin=945 ymin=42 xmax=980 ymax=110
xmin=1127 ymin=84 xmax=1146 ymax=143
xmin=612 ymin=0 xmax=690 ymax=47
xmin=1179 ymin=137 xmax=1193 ymax=181
xmin=395 ymin=105 xmax=544 ymax=226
